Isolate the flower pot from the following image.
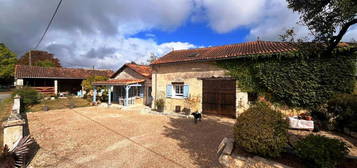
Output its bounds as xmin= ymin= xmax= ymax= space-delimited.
xmin=157 ymin=106 xmax=164 ymax=112
xmin=183 ymin=108 xmax=191 ymax=115
xmin=69 ymin=104 xmax=75 ymax=109
xmin=42 ymin=106 xmax=49 ymax=111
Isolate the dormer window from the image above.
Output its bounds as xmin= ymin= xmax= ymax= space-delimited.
xmin=187 ymin=53 xmax=199 ymax=57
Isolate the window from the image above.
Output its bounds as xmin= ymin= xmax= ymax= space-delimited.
xmin=174 ymin=84 xmax=184 ymax=97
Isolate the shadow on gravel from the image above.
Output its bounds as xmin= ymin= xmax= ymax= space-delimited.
xmin=21 ymin=112 xmax=40 ymax=167
xmin=163 ymin=115 xmax=234 ymax=168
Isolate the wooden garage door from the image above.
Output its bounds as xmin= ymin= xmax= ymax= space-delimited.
xmin=202 ymin=79 xmax=236 ymax=118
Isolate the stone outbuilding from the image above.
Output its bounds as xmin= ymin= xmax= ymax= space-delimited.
xmin=93 ymin=63 xmax=152 ymax=107
xmin=14 ymin=65 xmax=113 ymax=95
xmin=151 ymin=41 xmax=297 ymax=118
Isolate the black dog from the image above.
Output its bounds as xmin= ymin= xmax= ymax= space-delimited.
xmin=191 ymin=112 xmax=202 ymax=124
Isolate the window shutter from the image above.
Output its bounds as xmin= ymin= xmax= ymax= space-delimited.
xmin=166 ymin=84 xmax=173 ymax=97
xmin=139 ymin=87 xmax=144 ymax=97
xmin=183 ymin=84 xmax=189 ymax=98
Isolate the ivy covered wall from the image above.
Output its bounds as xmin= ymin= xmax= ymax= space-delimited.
xmin=217 ymin=49 xmax=356 ymax=109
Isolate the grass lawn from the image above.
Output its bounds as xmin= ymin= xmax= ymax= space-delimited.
xmin=0 ymin=97 xmax=13 ymax=147
xmin=29 ymin=98 xmax=91 ymax=112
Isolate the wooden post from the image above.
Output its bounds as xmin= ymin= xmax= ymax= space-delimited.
xmin=93 ymin=87 xmax=97 ymax=103
xmin=54 ymin=80 xmax=58 ymax=95
xmin=108 ymin=86 xmax=112 ymax=105
xmin=125 ymin=85 xmax=130 ymax=106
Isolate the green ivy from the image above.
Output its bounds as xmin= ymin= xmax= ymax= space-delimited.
xmin=217 ymin=49 xmax=356 ymax=108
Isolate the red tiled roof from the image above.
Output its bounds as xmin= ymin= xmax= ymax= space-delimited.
xmin=93 ymin=79 xmax=145 ymax=86
xmin=111 ymin=63 xmax=152 ymax=78
xmin=151 ymin=41 xmax=298 ymax=64
xmin=15 ymin=65 xmax=113 ymax=79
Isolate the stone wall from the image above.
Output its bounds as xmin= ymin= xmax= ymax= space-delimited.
xmin=236 ymin=87 xmax=249 ymax=117
xmin=152 ymin=61 xmax=249 ymax=116
xmin=114 ymin=67 xmax=145 ymax=80
xmin=2 ymin=95 xmax=25 ymax=150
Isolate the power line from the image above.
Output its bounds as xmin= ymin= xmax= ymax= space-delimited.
xmin=34 ymin=0 xmax=63 ymax=49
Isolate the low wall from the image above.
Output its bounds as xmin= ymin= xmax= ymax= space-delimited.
xmin=2 ymin=95 xmax=25 ymax=150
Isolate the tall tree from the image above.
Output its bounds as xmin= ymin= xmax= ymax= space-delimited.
xmin=18 ymin=50 xmax=61 ymax=67
xmin=0 ymin=43 xmax=17 ymax=84
xmin=286 ymin=0 xmax=357 ymax=53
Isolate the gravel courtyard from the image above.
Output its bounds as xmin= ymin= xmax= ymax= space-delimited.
xmin=27 ymin=106 xmax=234 ymax=168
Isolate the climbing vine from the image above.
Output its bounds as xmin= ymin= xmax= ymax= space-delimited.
xmin=217 ymin=47 xmax=356 ymax=108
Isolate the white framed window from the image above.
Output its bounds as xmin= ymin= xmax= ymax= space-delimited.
xmin=174 ymin=84 xmax=184 ymax=97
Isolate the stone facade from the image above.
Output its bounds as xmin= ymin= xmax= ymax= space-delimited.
xmin=152 ymin=61 xmax=248 ymax=117
xmin=112 ymin=66 xmax=152 ymax=106
xmin=114 ymin=68 xmax=145 ymax=80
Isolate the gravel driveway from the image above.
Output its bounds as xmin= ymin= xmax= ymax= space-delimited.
xmin=27 ymin=106 xmax=234 ymax=168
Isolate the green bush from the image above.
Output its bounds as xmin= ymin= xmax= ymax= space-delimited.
xmin=327 ymin=94 xmax=357 ymax=131
xmin=234 ymin=103 xmax=289 ymax=158
xmin=295 ymin=135 xmax=349 ymax=168
xmin=155 ymin=98 xmax=165 ymax=112
xmin=12 ymin=87 xmax=41 ymax=107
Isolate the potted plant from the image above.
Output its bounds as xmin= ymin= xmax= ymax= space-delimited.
xmin=42 ymin=100 xmax=49 ymax=111
xmin=67 ymin=96 xmax=75 ymax=109
xmin=155 ymin=99 xmax=165 ymax=112
xmin=184 ymin=95 xmax=200 ymax=115
xmin=42 ymin=105 xmax=49 ymax=111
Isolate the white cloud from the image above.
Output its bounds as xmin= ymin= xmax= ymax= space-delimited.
xmin=1 ymin=0 xmax=356 ymax=72
xmin=246 ymin=0 xmax=311 ymax=41
xmin=43 ymin=31 xmax=196 ymax=70
xmin=195 ymin=0 xmax=266 ymax=33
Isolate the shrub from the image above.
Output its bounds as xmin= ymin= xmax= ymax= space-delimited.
xmin=155 ymin=98 xmax=165 ymax=111
xmin=295 ymin=135 xmax=349 ymax=168
xmin=327 ymin=94 xmax=357 ymax=131
xmin=234 ymin=102 xmax=289 ymax=158
xmin=12 ymin=87 xmax=41 ymax=107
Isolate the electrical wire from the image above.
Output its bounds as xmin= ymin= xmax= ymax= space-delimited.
xmin=34 ymin=0 xmax=63 ymax=49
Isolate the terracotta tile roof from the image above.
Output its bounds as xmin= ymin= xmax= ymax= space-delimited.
xmin=111 ymin=63 xmax=152 ymax=78
xmin=93 ymin=79 xmax=145 ymax=86
xmin=151 ymin=41 xmax=298 ymax=64
xmin=15 ymin=65 xmax=113 ymax=79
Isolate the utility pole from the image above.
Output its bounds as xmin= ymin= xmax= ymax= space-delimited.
xmin=29 ymin=50 xmax=32 ymax=66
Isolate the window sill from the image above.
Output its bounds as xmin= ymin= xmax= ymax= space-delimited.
xmin=167 ymin=96 xmax=185 ymax=100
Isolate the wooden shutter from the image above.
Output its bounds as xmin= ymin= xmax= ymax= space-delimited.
xmin=166 ymin=84 xmax=173 ymax=97
xmin=183 ymin=84 xmax=189 ymax=98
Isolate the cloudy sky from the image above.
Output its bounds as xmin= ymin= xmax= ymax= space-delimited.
xmin=0 ymin=0 xmax=356 ymax=70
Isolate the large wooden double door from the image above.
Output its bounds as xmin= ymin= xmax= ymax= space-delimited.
xmin=202 ymin=79 xmax=236 ymax=118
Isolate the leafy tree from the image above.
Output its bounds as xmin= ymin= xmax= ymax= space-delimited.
xmin=34 ymin=60 xmax=57 ymax=67
xmin=0 ymin=43 xmax=17 ymax=85
xmin=146 ymin=53 xmax=158 ymax=64
xmin=286 ymin=0 xmax=357 ymax=53
xmin=81 ymin=76 xmax=108 ymax=92
xmin=18 ymin=50 xmax=61 ymax=67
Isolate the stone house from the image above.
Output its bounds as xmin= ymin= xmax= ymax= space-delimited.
xmin=14 ymin=65 xmax=113 ymax=95
xmin=151 ymin=41 xmax=296 ymax=118
xmin=93 ymin=63 xmax=152 ymax=107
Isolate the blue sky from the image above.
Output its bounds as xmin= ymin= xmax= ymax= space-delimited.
xmin=134 ymin=22 xmax=250 ymax=47
xmin=0 ymin=0 xmax=356 ymax=70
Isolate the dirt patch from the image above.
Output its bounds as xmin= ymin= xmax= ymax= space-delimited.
xmin=27 ymin=106 xmax=235 ymax=167
xmin=29 ymin=98 xmax=90 ymax=112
